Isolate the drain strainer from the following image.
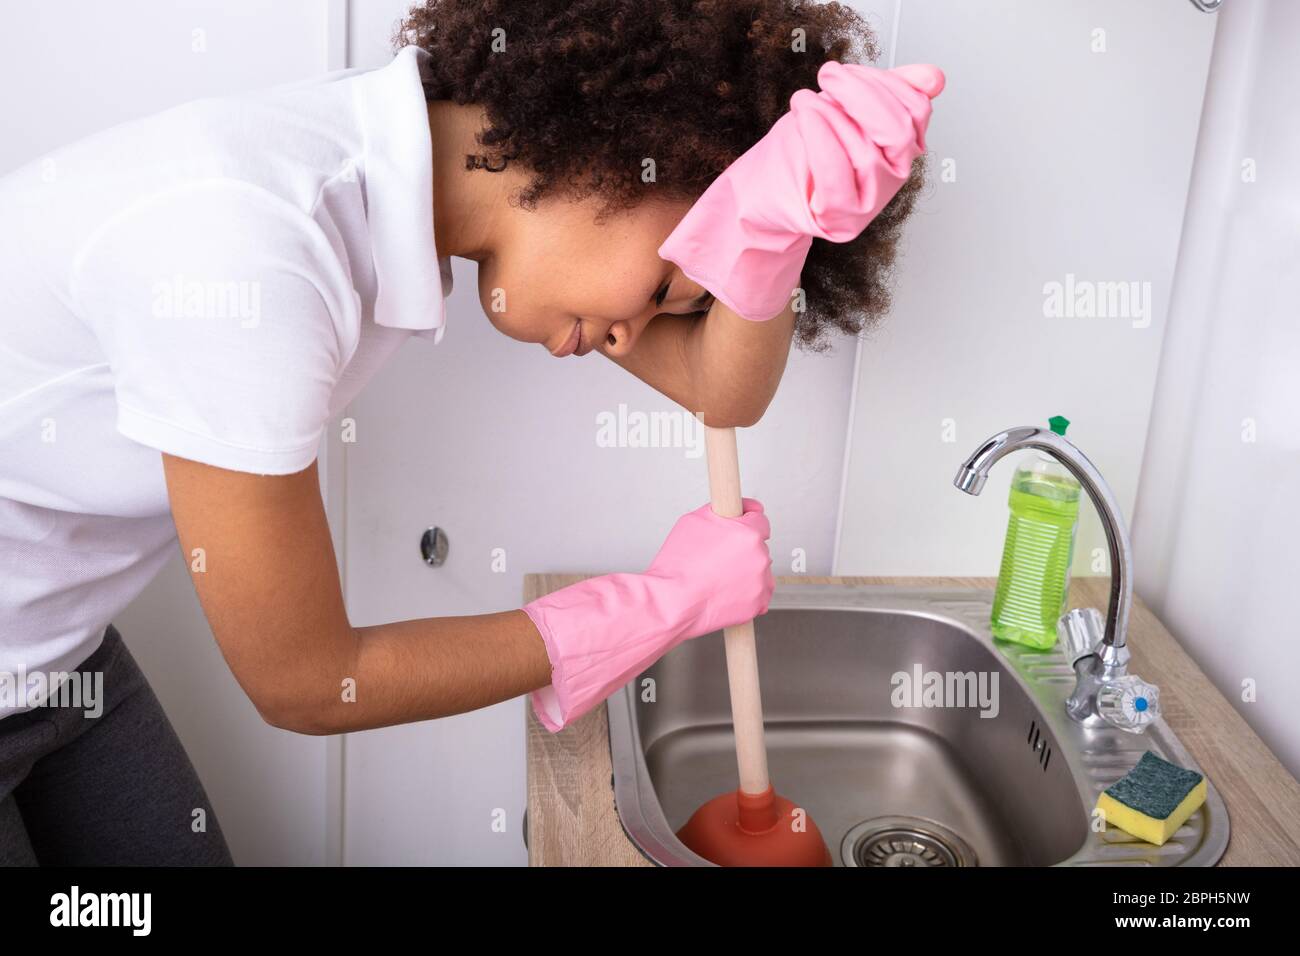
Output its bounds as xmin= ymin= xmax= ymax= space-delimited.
xmin=841 ymin=816 xmax=978 ymax=867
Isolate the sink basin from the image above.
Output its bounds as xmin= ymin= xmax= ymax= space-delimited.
xmin=607 ymin=584 xmax=1229 ymax=867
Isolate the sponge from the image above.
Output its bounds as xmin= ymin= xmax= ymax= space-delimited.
xmin=1096 ymin=751 xmax=1207 ymax=846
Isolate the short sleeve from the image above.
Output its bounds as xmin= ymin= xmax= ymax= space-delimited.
xmin=71 ymin=180 xmax=357 ymax=475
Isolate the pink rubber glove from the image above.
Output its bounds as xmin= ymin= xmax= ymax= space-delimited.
xmin=525 ymin=498 xmax=774 ymax=732
xmin=658 ymin=61 xmax=946 ymax=323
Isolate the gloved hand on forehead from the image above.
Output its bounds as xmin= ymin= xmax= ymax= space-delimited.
xmin=658 ymin=61 xmax=945 ymax=323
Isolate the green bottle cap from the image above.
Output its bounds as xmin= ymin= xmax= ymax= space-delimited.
xmin=1049 ymin=415 xmax=1070 ymax=436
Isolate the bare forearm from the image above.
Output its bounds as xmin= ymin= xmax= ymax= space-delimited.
xmin=611 ymin=299 xmax=795 ymax=427
xmin=284 ymin=610 xmax=552 ymax=735
xmin=687 ymin=298 xmax=795 ymax=426
xmin=162 ymin=454 xmax=556 ymax=736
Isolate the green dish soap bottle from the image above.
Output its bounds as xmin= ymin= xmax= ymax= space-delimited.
xmin=990 ymin=415 xmax=1082 ymax=649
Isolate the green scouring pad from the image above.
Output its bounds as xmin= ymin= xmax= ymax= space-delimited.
xmin=1096 ymin=751 xmax=1207 ymax=846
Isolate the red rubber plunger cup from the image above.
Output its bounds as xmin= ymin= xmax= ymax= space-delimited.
xmin=678 ymin=785 xmax=832 ymax=867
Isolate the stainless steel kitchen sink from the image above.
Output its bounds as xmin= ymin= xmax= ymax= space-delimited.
xmin=607 ymin=585 xmax=1229 ymax=867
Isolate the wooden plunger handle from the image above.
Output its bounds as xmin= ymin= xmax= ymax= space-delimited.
xmin=704 ymin=426 xmax=771 ymax=797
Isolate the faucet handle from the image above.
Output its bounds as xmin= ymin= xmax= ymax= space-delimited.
xmin=1096 ymin=675 xmax=1161 ymax=734
xmin=1058 ymin=607 xmax=1105 ymax=665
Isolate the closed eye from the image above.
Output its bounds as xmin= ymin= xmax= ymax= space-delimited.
xmin=652 ymin=280 xmax=712 ymax=313
xmin=690 ymin=290 xmax=714 ymax=311
xmin=655 ymin=280 xmax=671 ymax=308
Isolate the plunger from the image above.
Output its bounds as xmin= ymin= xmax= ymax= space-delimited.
xmin=675 ymin=426 xmax=833 ymax=867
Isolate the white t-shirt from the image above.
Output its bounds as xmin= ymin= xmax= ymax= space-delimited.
xmin=0 ymin=46 xmax=453 ymax=718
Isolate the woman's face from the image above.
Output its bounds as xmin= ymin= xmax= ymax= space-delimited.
xmin=474 ymin=196 xmax=715 ymax=359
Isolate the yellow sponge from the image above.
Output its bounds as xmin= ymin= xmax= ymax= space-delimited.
xmin=1096 ymin=751 xmax=1207 ymax=846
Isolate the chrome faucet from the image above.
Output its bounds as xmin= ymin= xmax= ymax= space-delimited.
xmin=953 ymin=426 xmax=1156 ymax=729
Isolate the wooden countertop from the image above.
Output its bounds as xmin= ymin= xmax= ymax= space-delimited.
xmin=524 ymin=575 xmax=1300 ymax=866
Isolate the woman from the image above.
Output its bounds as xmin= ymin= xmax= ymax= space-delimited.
xmin=0 ymin=0 xmax=940 ymax=864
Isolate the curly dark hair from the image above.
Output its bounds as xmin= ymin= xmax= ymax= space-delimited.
xmin=393 ymin=0 xmax=927 ymax=350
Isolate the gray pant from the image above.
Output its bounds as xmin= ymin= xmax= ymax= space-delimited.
xmin=0 ymin=624 xmax=234 ymax=865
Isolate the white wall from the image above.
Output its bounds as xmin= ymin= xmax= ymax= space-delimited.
xmin=1133 ymin=0 xmax=1300 ymax=779
xmin=1 ymin=0 xmax=339 ymax=866
xmin=834 ymin=0 xmax=1216 ymax=578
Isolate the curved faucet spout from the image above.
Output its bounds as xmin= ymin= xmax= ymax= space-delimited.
xmin=953 ymin=426 xmax=1132 ymax=653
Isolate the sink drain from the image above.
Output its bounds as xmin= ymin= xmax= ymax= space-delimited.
xmin=841 ymin=816 xmax=978 ymax=867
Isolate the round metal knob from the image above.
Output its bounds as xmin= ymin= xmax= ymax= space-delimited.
xmin=420 ymin=526 xmax=449 ymax=567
